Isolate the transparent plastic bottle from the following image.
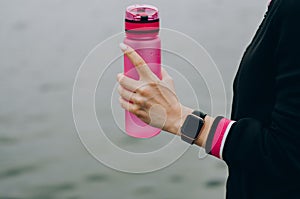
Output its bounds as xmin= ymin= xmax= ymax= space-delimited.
xmin=123 ymin=4 xmax=161 ymax=138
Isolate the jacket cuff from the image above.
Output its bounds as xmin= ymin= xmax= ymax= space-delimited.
xmin=205 ymin=116 xmax=236 ymax=159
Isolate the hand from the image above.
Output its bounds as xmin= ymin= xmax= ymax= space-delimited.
xmin=117 ymin=43 xmax=193 ymax=135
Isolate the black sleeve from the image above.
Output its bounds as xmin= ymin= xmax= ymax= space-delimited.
xmin=207 ymin=1 xmax=300 ymax=177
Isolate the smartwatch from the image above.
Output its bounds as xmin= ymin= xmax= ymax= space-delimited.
xmin=180 ymin=113 xmax=205 ymax=144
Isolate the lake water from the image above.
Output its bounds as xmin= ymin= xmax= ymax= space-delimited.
xmin=0 ymin=0 xmax=268 ymax=198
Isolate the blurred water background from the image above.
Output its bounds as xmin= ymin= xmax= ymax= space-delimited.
xmin=0 ymin=0 xmax=268 ymax=198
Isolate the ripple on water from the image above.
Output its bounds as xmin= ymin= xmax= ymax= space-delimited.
xmin=0 ymin=165 xmax=38 ymax=179
xmin=30 ymin=183 xmax=76 ymax=199
xmin=11 ymin=21 xmax=28 ymax=31
xmin=39 ymin=83 xmax=64 ymax=93
xmin=169 ymin=174 xmax=184 ymax=183
xmin=0 ymin=136 xmax=18 ymax=144
xmin=133 ymin=185 xmax=155 ymax=195
xmin=204 ymin=179 xmax=225 ymax=188
xmin=85 ymin=173 xmax=110 ymax=183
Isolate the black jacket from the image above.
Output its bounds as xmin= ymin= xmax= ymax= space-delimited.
xmin=205 ymin=0 xmax=300 ymax=198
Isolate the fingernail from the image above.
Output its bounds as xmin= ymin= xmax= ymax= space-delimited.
xmin=119 ymin=43 xmax=128 ymax=51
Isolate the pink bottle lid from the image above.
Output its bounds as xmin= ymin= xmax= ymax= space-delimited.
xmin=125 ymin=4 xmax=159 ymax=33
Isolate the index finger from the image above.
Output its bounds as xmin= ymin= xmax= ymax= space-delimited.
xmin=119 ymin=43 xmax=153 ymax=79
xmin=117 ymin=73 xmax=140 ymax=92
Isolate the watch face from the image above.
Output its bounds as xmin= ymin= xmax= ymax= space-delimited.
xmin=181 ymin=114 xmax=204 ymax=144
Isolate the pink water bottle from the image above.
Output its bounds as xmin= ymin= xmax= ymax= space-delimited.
xmin=123 ymin=4 xmax=162 ymax=138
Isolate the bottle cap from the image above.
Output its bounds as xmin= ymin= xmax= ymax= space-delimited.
xmin=125 ymin=4 xmax=159 ymax=33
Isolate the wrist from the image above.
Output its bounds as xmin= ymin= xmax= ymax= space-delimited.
xmin=167 ymin=106 xmax=214 ymax=148
xmin=169 ymin=105 xmax=193 ymax=135
xmin=194 ymin=115 xmax=214 ymax=147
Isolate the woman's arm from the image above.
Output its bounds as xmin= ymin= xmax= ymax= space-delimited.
xmin=217 ymin=1 xmax=300 ymax=174
xmin=117 ymin=1 xmax=300 ymax=177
